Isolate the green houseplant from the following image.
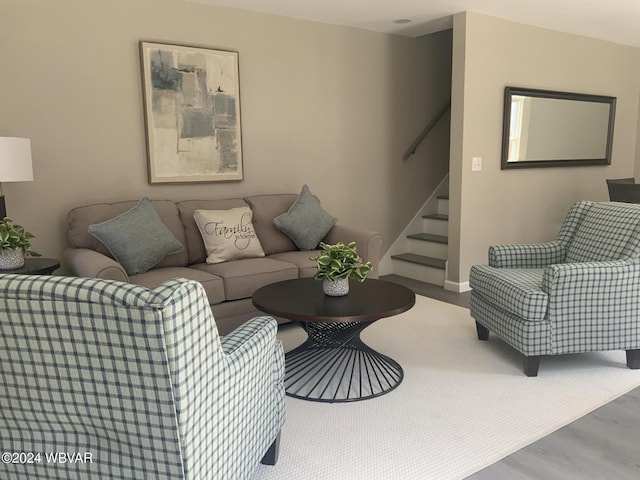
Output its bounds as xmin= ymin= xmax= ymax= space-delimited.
xmin=0 ymin=217 xmax=40 ymax=269
xmin=311 ymin=241 xmax=372 ymax=296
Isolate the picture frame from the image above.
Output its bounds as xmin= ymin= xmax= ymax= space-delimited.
xmin=139 ymin=41 xmax=243 ymax=183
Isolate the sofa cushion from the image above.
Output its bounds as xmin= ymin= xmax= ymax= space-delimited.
xmin=268 ymin=251 xmax=320 ymax=278
xmin=194 ymin=207 xmax=265 ymax=264
xmin=177 ymin=199 xmax=249 ymax=265
xmin=566 ymin=202 xmax=640 ymax=263
xmin=68 ymin=199 xmax=189 ymax=268
xmin=88 ymin=198 xmax=184 ymax=275
xmin=469 ymin=265 xmax=548 ymax=321
xmin=130 ymin=267 xmax=225 ymax=305
xmin=191 ymin=258 xmax=298 ymax=301
xmin=244 ymin=194 xmax=299 ymax=255
xmin=273 ymin=185 xmax=336 ymax=250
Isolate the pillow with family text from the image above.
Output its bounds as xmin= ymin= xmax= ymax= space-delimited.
xmin=193 ymin=207 xmax=265 ymax=264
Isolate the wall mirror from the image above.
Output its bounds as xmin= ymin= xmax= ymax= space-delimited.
xmin=501 ymin=86 xmax=616 ymax=169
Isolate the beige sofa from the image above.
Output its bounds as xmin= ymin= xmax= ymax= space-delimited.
xmin=64 ymin=193 xmax=382 ymax=335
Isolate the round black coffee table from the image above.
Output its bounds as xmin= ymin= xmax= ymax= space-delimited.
xmin=252 ymin=278 xmax=415 ymax=403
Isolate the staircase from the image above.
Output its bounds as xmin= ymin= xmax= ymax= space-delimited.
xmin=390 ymin=194 xmax=449 ymax=286
xmin=388 ymin=102 xmax=451 ymax=287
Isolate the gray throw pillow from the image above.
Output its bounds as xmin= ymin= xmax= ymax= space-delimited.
xmin=273 ymin=185 xmax=336 ymax=250
xmin=88 ymin=197 xmax=183 ymax=275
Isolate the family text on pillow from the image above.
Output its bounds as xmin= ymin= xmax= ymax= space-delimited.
xmin=194 ymin=207 xmax=265 ymax=264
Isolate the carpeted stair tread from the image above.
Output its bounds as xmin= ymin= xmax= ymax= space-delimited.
xmin=391 ymin=253 xmax=446 ymax=269
xmin=407 ymin=233 xmax=448 ymax=244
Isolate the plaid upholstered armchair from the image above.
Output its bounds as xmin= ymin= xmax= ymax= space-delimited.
xmin=0 ymin=275 xmax=284 ymax=479
xmin=470 ymin=201 xmax=640 ymax=376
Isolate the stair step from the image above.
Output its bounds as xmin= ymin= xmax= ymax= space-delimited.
xmin=391 ymin=253 xmax=446 ymax=270
xmin=422 ymin=213 xmax=449 ymax=236
xmin=406 ymin=234 xmax=447 ymax=258
xmin=423 ymin=213 xmax=449 ymax=221
xmin=437 ymin=195 xmax=449 ymax=215
xmin=390 ymin=254 xmax=447 ymax=284
xmin=407 ymin=233 xmax=448 ymax=244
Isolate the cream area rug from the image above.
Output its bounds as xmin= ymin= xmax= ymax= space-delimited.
xmin=252 ymin=294 xmax=640 ymax=480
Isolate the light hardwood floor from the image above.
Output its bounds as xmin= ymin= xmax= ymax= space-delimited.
xmin=381 ymin=274 xmax=470 ymax=308
xmin=468 ymin=386 xmax=640 ymax=480
xmin=382 ymin=274 xmax=640 ymax=480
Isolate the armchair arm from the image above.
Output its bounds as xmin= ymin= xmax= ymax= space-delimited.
xmin=542 ymin=259 xmax=640 ymax=298
xmin=489 ymin=241 xmax=566 ymax=268
xmin=323 ymin=224 xmax=383 ymax=278
xmin=160 ymin=281 xmax=285 ymax=478
xmin=62 ymin=247 xmax=128 ymax=282
xmin=220 ymin=315 xmax=279 ymax=359
xmin=542 ymin=260 xmax=640 ymax=353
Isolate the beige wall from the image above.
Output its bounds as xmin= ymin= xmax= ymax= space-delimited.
xmin=0 ymin=0 xmax=449 ymax=263
xmin=449 ymin=11 xmax=640 ymax=285
xmin=637 ymin=90 xmax=640 ymax=173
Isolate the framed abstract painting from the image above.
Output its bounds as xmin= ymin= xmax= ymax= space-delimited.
xmin=139 ymin=41 xmax=243 ymax=183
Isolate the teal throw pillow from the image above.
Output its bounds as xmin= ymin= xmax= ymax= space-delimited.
xmin=88 ymin=197 xmax=183 ymax=275
xmin=273 ymin=185 xmax=337 ymax=250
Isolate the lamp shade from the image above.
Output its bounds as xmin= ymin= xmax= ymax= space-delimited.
xmin=0 ymin=137 xmax=33 ymax=182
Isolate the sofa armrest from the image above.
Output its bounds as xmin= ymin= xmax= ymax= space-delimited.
xmin=323 ymin=224 xmax=383 ymax=278
xmin=489 ymin=242 xmax=566 ymax=269
xmin=62 ymin=247 xmax=128 ymax=282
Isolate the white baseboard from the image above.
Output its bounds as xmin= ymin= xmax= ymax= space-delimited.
xmin=444 ymin=280 xmax=470 ymax=292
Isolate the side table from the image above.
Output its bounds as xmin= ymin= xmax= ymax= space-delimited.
xmin=0 ymin=257 xmax=60 ymax=275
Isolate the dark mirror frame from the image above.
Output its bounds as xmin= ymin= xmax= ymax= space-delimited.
xmin=501 ymin=86 xmax=616 ymax=169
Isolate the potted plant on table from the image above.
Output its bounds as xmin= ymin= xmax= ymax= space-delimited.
xmin=0 ymin=217 xmax=41 ymax=270
xmin=311 ymin=241 xmax=372 ymax=296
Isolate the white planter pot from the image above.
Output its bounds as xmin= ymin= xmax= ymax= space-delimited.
xmin=322 ymin=278 xmax=349 ymax=296
xmin=0 ymin=249 xmax=24 ymax=270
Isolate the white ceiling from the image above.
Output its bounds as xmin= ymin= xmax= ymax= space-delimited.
xmin=190 ymin=0 xmax=640 ymax=47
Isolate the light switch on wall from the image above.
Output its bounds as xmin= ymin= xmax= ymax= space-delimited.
xmin=472 ymin=156 xmax=482 ymax=171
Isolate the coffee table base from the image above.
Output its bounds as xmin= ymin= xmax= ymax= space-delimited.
xmin=285 ymin=320 xmax=403 ymax=402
